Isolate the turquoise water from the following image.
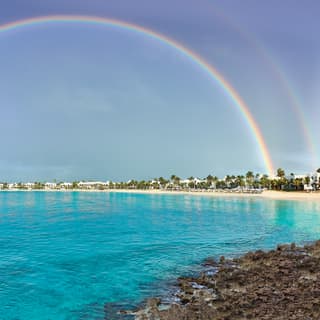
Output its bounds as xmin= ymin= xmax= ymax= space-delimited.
xmin=1 ymin=191 xmax=320 ymax=319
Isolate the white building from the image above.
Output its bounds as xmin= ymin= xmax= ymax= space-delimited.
xmin=293 ymin=174 xmax=308 ymax=180
xmin=45 ymin=182 xmax=57 ymax=190
xmin=149 ymin=180 xmax=161 ymax=189
xmin=290 ymin=171 xmax=320 ymax=191
xmin=24 ymin=182 xmax=35 ymax=189
xmin=59 ymin=182 xmax=73 ymax=189
xmin=308 ymin=172 xmax=320 ymax=190
xmin=78 ymin=181 xmax=109 ymax=189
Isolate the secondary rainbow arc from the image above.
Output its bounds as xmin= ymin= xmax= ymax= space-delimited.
xmin=0 ymin=15 xmax=275 ymax=175
xmin=201 ymin=3 xmax=318 ymax=168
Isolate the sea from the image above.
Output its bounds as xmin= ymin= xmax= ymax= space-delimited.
xmin=0 ymin=191 xmax=320 ymax=319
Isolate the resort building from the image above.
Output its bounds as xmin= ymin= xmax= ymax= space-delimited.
xmin=78 ymin=181 xmax=110 ymax=189
xmin=45 ymin=182 xmax=57 ymax=190
xmin=59 ymin=182 xmax=73 ymax=189
xmin=289 ymin=171 xmax=320 ymax=191
xmin=24 ymin=182 xmax=35 ymax=190
xmin=150 ymin=180 xmax=161 ymax=189
xmin=310 ymin=172 xmax=320 ymax=190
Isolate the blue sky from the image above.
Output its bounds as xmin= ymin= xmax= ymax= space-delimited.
xmin=0 ymin=0 xmax=319 ymax=181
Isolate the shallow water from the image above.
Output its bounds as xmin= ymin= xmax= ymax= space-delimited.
xmin=0 ymin=191 xmax=320 ymax=319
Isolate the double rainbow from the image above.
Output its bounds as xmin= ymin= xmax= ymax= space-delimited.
xmin=198 ymin=3 xmax=318 ymax=168
xmin=0 ymin=15 xmax=275 ymax=175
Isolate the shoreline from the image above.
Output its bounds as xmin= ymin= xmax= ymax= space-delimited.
xmin=1 ymin=189 xmax=320 ymax=201
xmin=131 ymin=240 xmax=320 ymax=320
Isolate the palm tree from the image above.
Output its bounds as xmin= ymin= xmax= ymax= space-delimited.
xmin=128 ymin=180 xmax=137 ymax=189
xmin=293 ymin=178 xmax=303 ymax=191
xmin=158 ymin=177 xmax=168 ymax=189
xmin=188 ymin=176 xmax=195 ymax=189
xmin=170 ymin=175 xmax=176 ymax=183
xmin=276 ymin=168 xmax=287 ymax=190
xmin=150 ymin=178 xmax=159 ymax=190
xmin=137 ymin=180 xmax=147 ymax=189
xmin=225 ymin=176 xmax=230 ymax=188
xmin=216 ymin=179 xmax=226 ymax=189
xmin=245 ymin=171 xmax=254 ymax=188
xmin=212 ymin=176 xmax=219 ymax=189
xmin=260 ymin=174 xmax=270 ymax=189
xmin=72 ymin=181 xmax=79 ymax=189
xmin=206 ymin=175 xmax=216 ymax=189
xmin=277 ymin=168 xmax=285 ymax=178
xmin=174 ymin=176 xmax=181 ymax=189
xmin=288 ymin=173 xmax=295 ymax=190
xmin=170 ymin=175 xmax=181 ymax=189
xmin=236 ymin=175 xmax=245 ymax=188
xmin=304 ymin=176 xmax=310 ymax=186
xmin=206 ymin=175 xmax=213 ymax=185
xmin=230 ymin=175 xmax=236 ymax=188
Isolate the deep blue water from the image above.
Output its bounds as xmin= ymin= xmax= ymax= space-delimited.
xmin=1 ymin=191 xmax=320 ymax=319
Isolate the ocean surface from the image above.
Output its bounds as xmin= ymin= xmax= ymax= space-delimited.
xmin=1 ymin=191 xmax=320 ymax=319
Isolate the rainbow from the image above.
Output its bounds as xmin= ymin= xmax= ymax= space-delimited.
xmin=202 ymin=3 xmax=318 ymax=168
xmin=0 ymin=15 xmax=275 ymax=175
xmin=261 ymin=57 xmax=319 ymax=168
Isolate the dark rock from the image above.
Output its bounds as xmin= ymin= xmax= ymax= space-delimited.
xmin=133 ymin=240 xmax=320 ymax=320
xmin=146 ymin=298 xmax=161 ymax=308
xmin=202 ymin=257 xmax=217 ymax=267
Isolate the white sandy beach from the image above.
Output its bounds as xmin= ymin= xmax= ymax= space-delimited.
xmin=2 ymin=189 xmax=320 ymax=201
xmin=104 ymin=189 xmax=320 ymax=201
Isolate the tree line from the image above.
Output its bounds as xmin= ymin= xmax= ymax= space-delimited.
xmin=1 ymin=168 xmax=320 ymax=191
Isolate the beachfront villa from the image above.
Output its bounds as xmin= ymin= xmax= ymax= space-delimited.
xmin=311 ymin=172 xmax=320 ymax=188
xmin=45 ymin=182 xmax=57 ymax=189
xmin=78 ymin=181 xmax=110 ymax=189
xmin=150 ymin=180 xmax=161 ymax=189
xmin=180 ymin=178 xmax=207 ymax=188
xmin=288 ymin=172 xmax=320 ymax=191
xmin=24 ymin=182 xmax=35 ymax=190
xmin=59 ymin=182 xmax=73 ymax=189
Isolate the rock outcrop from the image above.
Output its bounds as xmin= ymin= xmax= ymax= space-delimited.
xmin=132 ymin=240 xmax=320 ymax=320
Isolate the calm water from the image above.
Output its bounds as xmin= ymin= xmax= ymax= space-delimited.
xmin=1 ymin=191 xmax=320 ymax=319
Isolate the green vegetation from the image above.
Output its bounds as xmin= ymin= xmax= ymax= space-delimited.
xmin=0 ymin=168 xmax=319 ymax=192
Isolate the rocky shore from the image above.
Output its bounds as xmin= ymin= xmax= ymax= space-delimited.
xmin=127 ymin=241 xmax=320 ymax=320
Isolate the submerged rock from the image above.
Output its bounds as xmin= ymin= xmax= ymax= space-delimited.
xmin=133 ymin=240 xmax=320 ymax=320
